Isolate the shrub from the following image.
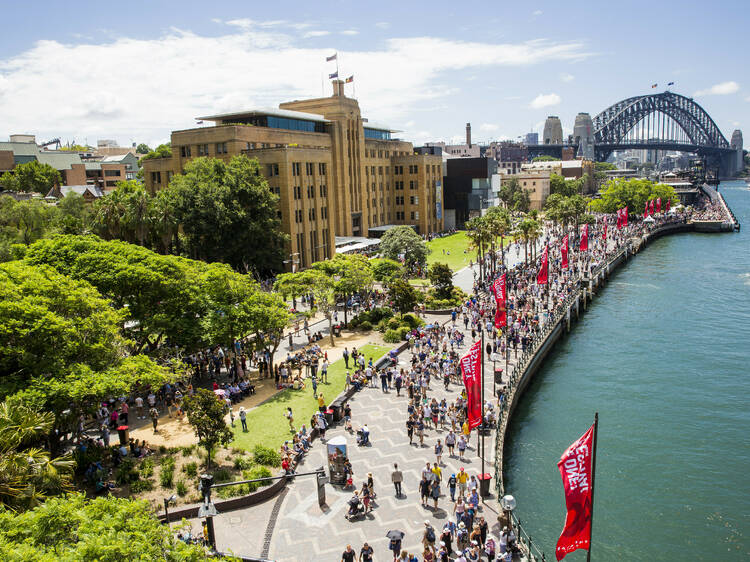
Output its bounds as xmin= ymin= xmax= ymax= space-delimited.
xmin=384 ymin=329 xmax=401 ymax=343
xmin=369 ymin=307 xmax=394 ymax=323
xmin=159 ymin=467 xmax=174 ymax=489
xmin=176 ymin=480 xmax=189 ymax=497
xmin=115 ymin=458 xmax=139 ymax=486
xmin=159 ymin=445 xmax=167 ymax=454
xmin=73 ymin=445 xmax=105 ymax=475
xmin=181 ymin=445 xmax=196 ymax=456
xmin=216 ymin=483 xmax=249 ymax=499
xmin=213 ymin=467 xmax=233 ymax=484
xmin=401 ymin=313 xmax=423 ymax=329
xmin=377 ymin=319 xmax=389 ymax=333
xmin=129 ymin=479 xmax=154 ymax=493
xmin=160 ymin=456 xmax=176 ymax=470
xmin=397 ymin=326 xmax=411 ymax=341
xmin=253 ymin=445 xmax=281 ymax=467
xmin=139 ymin=458 xmax=155 ymax=479
xmin=359 ymin=320 xmax=373 ymax=331
xmin=182 ymin=461 xmax=198 ymax=478
xmin=233 ymin=457 xmax=254 ymax=470
xmin=387 ymin=317 xmax=401 ymax=330
xmin=244 ymin=466 xmax=273 ymax=492
xmin=348 ymin=316 xmax=360 ymax=328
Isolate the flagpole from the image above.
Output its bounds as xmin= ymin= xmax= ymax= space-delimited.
xmin=480 ymin=328 xmax=485 ymax=496
xmin=587 ymin=412 xmax=599 ymax=562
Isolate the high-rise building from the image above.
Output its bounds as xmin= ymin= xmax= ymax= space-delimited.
xmin=731 ymin=129 xmax=743 ymax=173
xmin=542 ymin=116 xmax=563 ymax=144
xmin=524 ymin=132 xmax=539 ymax=145
xmin=573 ymin=112 xmax=595 ymax=159
xmin=141 ymin=80 xmax=443 ymax=269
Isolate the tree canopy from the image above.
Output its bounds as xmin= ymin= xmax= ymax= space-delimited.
xmin=379 ymin=226 xmax=428 ymax=272
xmin=135 ymin=143 xmax=152 ymax=155
xmin=388 ymin=278 xmax=419 ymax=317
xmin=427 ymin=262 xmax=454 ymax=300
xmin=532 ymin=155 xmax=559 ymax=162
xmin=588 ymin=178 xmax=678 ymax=214
xmin=183 ymin=389 xmax=233 ymax=468
xmin=139 ymin=143 xmax=172 ymax=161
xmin=498 ymin=177 xmax=531 ymax=212
xmin=0 ymin=161 xmax=62 ymax=194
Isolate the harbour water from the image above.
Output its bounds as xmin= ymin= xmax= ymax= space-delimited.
xmin=505 ymin=181 xmax=750 ymax=561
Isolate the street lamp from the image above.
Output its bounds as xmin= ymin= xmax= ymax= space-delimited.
xmin=490 ymin=352 xmax=502 ymax=397
xmin=501 ymin=494 xmax=516 ymax=529
xmin=163 ymin=494 xmax=177 ymax=525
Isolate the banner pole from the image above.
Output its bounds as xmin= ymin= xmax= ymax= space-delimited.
xmin=587 ymin=412 xmax=599 ymax=562
xmin=480 ymin=328 xmax=485 ymax=492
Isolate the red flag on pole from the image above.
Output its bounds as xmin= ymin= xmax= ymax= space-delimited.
xmin=643 ymin=201 xmax=648 ymax=218
xmin=623 ymin=206 xmax=628 ymax=226
xmin=666 ymin=199 xmax=670 ymax=212
xmin=656 ymin=197 xmax=661 ymax=213
xmin=537 ymin=244 xmax=549 ymax=285
xmin=579 ymin=224 xmax=589 ymax=251
xmin=649 ymin=199 xmax=654 ymax=216
xmin=492 ymin=274 xmax=506 ymax=328
xmin=561 ymin=235 xmax=569 ymax=269
xmin=460 ymin=341 xmax=482 ymax=428
xmin=616 ymin=209 xmax=622 ymax=229
xmin=555 ymin=423 xmax=595 ymax=560
xmin=603 ymin=222 xmax=607 ymax=242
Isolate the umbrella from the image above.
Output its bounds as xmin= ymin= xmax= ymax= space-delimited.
xmin=643 ymin=215 xmax=655 ymax=223
xmin=213 ymin=389 xmax=226 ymax=397
xmin=386 ymin=530 xmax=405 ymax=540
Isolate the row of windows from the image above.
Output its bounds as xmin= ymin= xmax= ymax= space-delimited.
xmin=292 ymin=185 xmax=328 ymax=200
xmin=293 ymin=207 xmax=329 ymax=223
xmin=180 ymin=143 xmax=228 ymax=158
xmin=393 ymin=195 xmax=419 ymax=206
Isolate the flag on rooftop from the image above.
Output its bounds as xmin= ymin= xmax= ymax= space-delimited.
xmin=345 ymin=75 xmax=354 ymax=83
xmin=651 ymin=83 xmax=658 ymax=88
xmin=326 ymin=53 xmax=337 ymax=62
xmin=329 ymin=71 xmax=338 ymax=79
xmin=667 ymin=81 xmax=675 ymax=86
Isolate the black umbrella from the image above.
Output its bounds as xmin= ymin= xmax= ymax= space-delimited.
xmin=386 ymin=530 xmax=405 ymax=540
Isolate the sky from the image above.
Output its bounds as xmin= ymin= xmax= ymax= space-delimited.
xmin=0 ymin=0 xmax=747 ymax=149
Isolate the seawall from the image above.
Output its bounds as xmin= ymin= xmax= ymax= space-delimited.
xmin=493 ymin=221 xmax=702 ymax=499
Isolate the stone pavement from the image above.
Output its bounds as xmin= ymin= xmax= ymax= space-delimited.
xmin=190 ymin=311 xmax=527 ymax=561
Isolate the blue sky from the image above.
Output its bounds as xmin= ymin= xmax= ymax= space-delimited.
xmin=0 ymin=0 xmax=746 ymax=148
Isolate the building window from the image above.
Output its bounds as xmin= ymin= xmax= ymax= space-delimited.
xmin=294 ymin=186 xmax=302 ymax=200
xmin=307 ymin=185 xmax=315 ymax=198
xmin=292 ymin=162 xmax=301 ymax=176
xmin=215 ymin=142 xmax=227 ymax=154
xmin=409 ymin=180 xmax=417 ymax=190
xmin=180 ymin=146 xmax=191 ymax=157
xmin=318 ymin=163 xmax=326 ymax=175
xmin=267 ymin=163 xmax=279 ymax=177
xmin=306 ymin=162 xmax=314 ymax=175
xmin=197 ymin=144 xmax=208 ymax=156
xmin=151 ymin=171 xmax=161 ymax=184
xmin=410 ymin=212 xmax=415 ymax=220
xmin=104 ymin=170 xmax=120 ymax=177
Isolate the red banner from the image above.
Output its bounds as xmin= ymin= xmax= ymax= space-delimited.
xmin=579 ymin=224 xmax=588 ymax=251
xmin=656 ymin=197 xmax=662 ymax=213
xmin=561 ymin=235 xmax=569 ymax=270
xmin=666 ymin=199 xmax=670 ymax=212
xmin=649 ymin=199 xmax=654 ymax=215
xmin=460 ymin=341 xmax=482 ymax=429
xmin=555 ymin=424 xmax=595 ymax=560
xmin=623 ymin=206 xmax=628 ymax=226
xmin=492 ymin=274 xmax=506 ymax=329
xmin=537 ymin=244 xmax=549 ymax=285
xmin=643 ymin=201 xmax=648 ymax=218
xmin=603 ymin=222 xmax=607 ymax=242
xmin=616 ymin=209 xmax=622 ymax=229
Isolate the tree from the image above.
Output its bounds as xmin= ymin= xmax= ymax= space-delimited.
xmin=550 ymin=173 xmax=580 ymax=197
xmin=168 ymin=155 xmax=287 ymax=275
xmin=0 ymin=493 xmax=209 ymax=559
xmin=466 ymin=216 xmax=492 ymax=279
xmin=594 ymin=162 xmax=617 ymax=172
xmin=135 ymin=143 xmax=152 ymax=155
xmin=304 ymin=270 xmax=337 ymax=346
xmin=588 ymin=178 xmax=678 ymax=214
xmin=0 ymin=400 xmax=74 ymax=511
xmin=182 ymin=389 xmax=233 ymax=469
xmin=532 ymin=155 xmax=559 ymax=162
xmin=514 ymin=218 xmax=542 ymax=264
xmin=246 ymin=290 xmax=291 ymax=374
xmin=139 ymin=143 xmax=172 ymax=161
xmin=498 ymin=177 xmax=531 ymax=212
xmin=371 ymin=258 xmax=403 ymax=283
xmin=312 ymin=254 xmax=374 ymax=325
xmin=484 ymin=206 xmax=512 ymax=272
xmin=427 ymin=262 xmax=453 ymax=300
xmin=0 ymin=161 xmax=62 ymax=194
xmin=388 ymin=278 xmax=419 ymax=318
xmin=379 ymin=226 xmax=429 ymax=273
xmin=56 ymin=193 xmax=91 ymax=235
xmin=0 ymin=197 xmax=58 ymax=246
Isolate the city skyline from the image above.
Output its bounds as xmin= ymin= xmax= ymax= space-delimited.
xmin=0 ymin=0 xmax=747 ymax=149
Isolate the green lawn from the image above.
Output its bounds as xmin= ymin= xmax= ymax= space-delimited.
xmin=426 ymin=231 xmax=473 ymax=271
xmin=231 ymin=344 xmax=391 ymax=452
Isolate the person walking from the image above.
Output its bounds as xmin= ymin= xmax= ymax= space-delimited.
xmin=318 ymin=393 xmax=326 ymax=413
xmin=239 ymin=406 xmax=248 ymax=432
xmin=149 ymin=406 xmax=159 ymax=433
xmin=457 ymin=468 xmax=468 ymax=497
xmin=457 ymin=434 xmax=468 ymax=459
xmin=434 ymin=439 xmax=443 ymax=466
xmin=391 ymin=463 xmax=403 ymax=498
xmin=321 ymin=359 xmax=329 ymax=384
xmin=447 ymin=473 xmax=457 ymax=502
xmin=430 ymin=478 xmax=440 ymax=509
xmin=419 ymin=475 xmax=431 ymax=508
xmin=423 ymin=521 xmax=436 ymax=551
xmin=343 ymin=347 xmax=350 ymax=368
xmin=285 ymin=407 xmax=294 ymax=432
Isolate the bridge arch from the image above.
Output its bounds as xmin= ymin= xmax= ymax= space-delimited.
xmin=593 ymin=92 xmax=729 ymax=149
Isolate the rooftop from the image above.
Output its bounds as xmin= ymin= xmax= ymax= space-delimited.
xmin=197 ymin=107 xmax=330 ymax=123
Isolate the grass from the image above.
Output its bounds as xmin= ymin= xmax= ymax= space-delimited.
xmin=230 ymin=343 xmax=391 ymax=452
xmin=425 ymin=231 xmax=473 ymax=271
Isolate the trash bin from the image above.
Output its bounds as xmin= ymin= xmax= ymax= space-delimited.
xmin=330 ymin=401 xmax=342 ymax=422
xmin=478 ymin=473 xmax=492 ymax=498
xmin=494 ymin=368 xmax=503 ymax=385
xmin=333 ymin=324 xmax=342 ymax=337
xmin=116 ymin=425 xmax=129 ymax=446
xmin=325 ymin=408 xmax=334 ymax=425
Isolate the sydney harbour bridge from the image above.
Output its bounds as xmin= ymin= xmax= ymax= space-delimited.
xmin=528 ymin=91 xmax=744 ymax=176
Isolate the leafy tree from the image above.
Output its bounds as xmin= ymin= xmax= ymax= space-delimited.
xmin=0 ymin=196 xmax=58 ymax=247
xmin=0 ymin=400 xmax=74 ymax=510
xmin=371 ymin=258 xmax=403 ymax=283
xmin=59 ymin=143 xmax=91 ymax=152
xmin=273 ymin=271 xmax=307 ymax=309
xmin=312 ymin=254 xmax=374 ymax=325
xmin=532 ymin=155 xmax=559 ymax=162
xmin=379 ymin=225 xmax=428 ymax=272
xmin=139 ymin=143 xmax=172 ymax=161
xmin=168 ymin=155 xmax=287 ymax=275
xmin=55 ymin=193 xmax=90 ymax=235
xmin=514 ymin=218 xmax=542 ymax=264
xmin=465 ymin=216 xmax=492 ymax=279
xmin=594 ymin=162 xmax=617 ymax=171
xmin=135 ymin=143 xmax=152 ymax=155
xmin=588 ymin=178 xmax=678 ymax=214
xmin=0 ymin=493 xmax=210 ymax=559
xmin=484 ymin=206 xmax=512 ymax=271
xmin=498 ymin=177 xmax=531 ymax=212
xmin=149 ymin=187 xmax=179 ymax=254
xmin=246 ymin=290 xmax=291 ymax=373
xmin=304 ymin=270 xmax=337 ymax=346
xmin=388 ymin=278 xmax=419 ymax=318
xmin=0 ymin=161 xmax=62 ymax=195
xmin=427 ymin=262 xmax=454 ymax=300
xmin=550 ymin=173 xmax=580 ymax=197
xmin=182 ymin=389 xmax=233 ymax=469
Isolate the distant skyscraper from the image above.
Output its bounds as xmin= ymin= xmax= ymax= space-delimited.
xmin=525 ymin=132 xmax=539 ymax=145
xmin=543 ymin=116 xmax=563 ymax=144
xmin=573 ymin=112 xmax=595 ymax=159
xmin=731 ymin=129 xmax=743 ymax=173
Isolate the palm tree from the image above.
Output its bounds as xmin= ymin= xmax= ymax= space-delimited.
xmin=466 ymin=216 xmax=492 ymax=280
xmin=0 ymin=401 xmax=74 ymax=511
xmin=486 ymin=207 xmax=512 ymax=272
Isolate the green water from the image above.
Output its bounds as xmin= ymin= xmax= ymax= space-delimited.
xmin=505 ymin=181 xmax=750 ymax=561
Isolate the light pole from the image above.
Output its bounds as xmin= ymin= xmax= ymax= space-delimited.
xmin=490 ymin=352 xmax=502 ymax=398
xmin=500 ymin=494 xmax=517 ymax=530
xmin=163 ymin=494 xmax=177 ymax=525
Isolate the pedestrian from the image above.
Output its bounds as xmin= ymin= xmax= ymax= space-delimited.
xmin=321 ymin=359 xmax=329 ymax=384
xmin=100 ymin=424 xmax=110 ymax=447
xmin=447 ymin=473 xmax=457 ymax=502
xmin=380 ymin=370 xmax=388 ymax=392
xmin=392 ymin=463 xmax=403 ymax=497
xmin=406 ymin=417 xmax=414 ymax=445
xmin=419 ymin=475 xmax=430 ymax=507
xmin=343 ymin=347 xmax=350 ymax=368
xmin=395 ymin=373 xmax=403 ymax=396
xmin=239 ymin=406 xmax=248 ymax=432
xmin=311 ymin=374 xmax=318 ymax=397
xmin=418 ymin=417 xmax=425 ymax=446
xmin=359 ymin=542 xmax=373 ymax=562
xmin=457 ymin=468 xmax=468 ymax=497
xmin=229 ymin=406 xmax=235 ymax=427
xmin=318 ymin=393 xmax=326 ymax=413
xmin=149 ymin=406 xmax=159 ymax=432
xmin=458 ymin=435 xmax=467 ymax=459
xmin=285 ymin=407 xmax=294 ymax=432
xmin=341 ymin=544 xmax=356 ymax=562
xmin=446 ymin=430 xmax=456 ymax=456
xmin=389 ymin=537 xmax=402 ymax=561
xmin=423 ymin=521 xmax=436 ymax=550
xmin=134 ymin=395 xmax=144 ymax=419
xmin=440 ymin=526 xmax=453 ymax=558
xmin=435 ymin=439 xmax=443 ymax=465
xmin=430 ymin=478 xmax=440 ymax=509
xmin=316 ymin=412 xmax=327 ymax=439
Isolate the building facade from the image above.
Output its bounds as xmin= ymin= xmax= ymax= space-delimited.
xmin=142 ymin=80 xmax=443 ymax=269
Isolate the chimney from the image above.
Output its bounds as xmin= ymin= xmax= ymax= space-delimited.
xmin=332 ymin=79 xmax=345 ymax=97
xmin=466 ymin=123 xmax=472 ymax=147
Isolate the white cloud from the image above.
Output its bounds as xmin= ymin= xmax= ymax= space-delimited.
xmin=530 ymin=93 xmax=561 ymax=109
xmin=303 ymin=30 xmax=330 ymax=38
xmin=0 ymin=30 xmax=589 ymax=145
xmin=560 ymin=73 xmax=574 ymax=82
xmin=693 ymin=81 xmax=739 ymax=96
xmin=532 ymin=10 xmax=543 ymax=16
xmin=341 ymin=30 xmax=359 ymax=36
xmin=375 ymin=22 xmax=390 ymax=29
xmin=480 ymin=123 xmax=499 ymax=132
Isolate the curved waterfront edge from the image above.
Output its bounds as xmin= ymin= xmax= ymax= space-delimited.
xmin=492 ymin=221 xmax=707 ymax=501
